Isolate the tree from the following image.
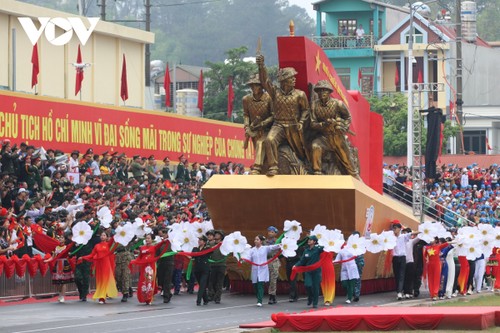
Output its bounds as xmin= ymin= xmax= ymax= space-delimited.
xmin=369 ymin=93 xmax=459 ymax=156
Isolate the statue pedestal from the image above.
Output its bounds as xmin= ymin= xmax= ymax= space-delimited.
xmin=203 ymin=175 xmax=419 ymax=292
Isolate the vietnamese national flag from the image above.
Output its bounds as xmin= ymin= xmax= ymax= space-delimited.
xmin=449 ymin=100 xmax=455 ymax=120
xmin=120 ymin=54 xmax=128 ymax=102
xmin=164 ymin=63 xmax=171 ymax=107
xmin=417 ymin=69 xmax=423 ymax=83
xmin=486 ymin=136 xmax=492 ymax=151
xmin=358 ymin=68 xmax=362 ymax=86
xmin=197 ymin=70 xmax=204 ymax=113
xmin=227 ymin=77 xmax=234 ymax=119
xmin=394 ymin=66 xmax=400 ymax=86
xmin=75 ymin=44 xmax=84 ymax=96
xmin=31 ymin=43 xmax=39 ymax=88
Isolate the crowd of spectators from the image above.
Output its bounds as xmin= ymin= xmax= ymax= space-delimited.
xmin=0 ymin=139 xmax=247 ymax=258
xmin=383 ymin=162 xmax=500 ymax=227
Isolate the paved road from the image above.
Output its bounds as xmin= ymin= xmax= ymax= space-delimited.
xmin=1 ymin=288 xmax=434 ymax=333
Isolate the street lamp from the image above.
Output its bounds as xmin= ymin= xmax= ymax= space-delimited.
xmin=406 ymin=0 xmax=435 ymax=168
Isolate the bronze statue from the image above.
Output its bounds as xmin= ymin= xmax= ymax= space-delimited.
xmin=256 ymin=54 xmax=310 ymax=176
xmin=242 ymin=74 xmax=273 ymax=175
xmin=310 ymin=80 xmax=359 ymax=177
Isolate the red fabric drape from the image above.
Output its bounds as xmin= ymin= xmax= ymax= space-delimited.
xmin=75 ymin=44 xmax=84 ymax=96
xmin=31 ymin=43 xmax=39 ymax=88
xmin=291 ymin=251 xmax=357 ymax=280
xmin=120 ymin=54 xmax=128 ymax=102
xmin=404 ymin=313 xmax=444 ymax=329
xmin=38 ymin=254 xmax=51 ymax=276
xmin=28 ymin=255 xmax=40 ymax=277
xmin=164 ymin=63 xmax=171 ymax=107
xmin=320 ymin=252 xmax=335 ymax=303
xmin=12 ymin=255 xmax=28 ymax=277
xmin=32 ymin=231 xmax=59 ymax=254
xmin=241 ymin=249 xmax=282 ymax=267
xmin=176 ymin=242 xmax=221 ymax=258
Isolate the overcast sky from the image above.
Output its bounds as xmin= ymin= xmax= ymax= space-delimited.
xmin=288 ymin=0 xmax=316 ymax=19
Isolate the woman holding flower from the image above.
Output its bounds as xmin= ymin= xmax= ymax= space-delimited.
xmin=45 ymin=234 xmax=74 ymax=303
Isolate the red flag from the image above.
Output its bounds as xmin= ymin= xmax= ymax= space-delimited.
xmin=120 ymin=54 xmax=128 ymax=102
xmin=449 ymin=100 xmax=455 ymax=120
xmin=394 ymin=66 xmax=400 ymax=86
xmin=358 ymin=68 xmax=362 ymax=86
xmin=227 ymin=77 xmax=234 ymax=119
xmin=74 ymin=45 xmax=84 ymax=96
xmin=31 ymin=43 xmax=39 ymax=88
xmin=164 ymin=64 xmax=171 ymax=107
xmin=417 ymin=69 xmax=423 ymax=83
xmin=197 ymin=70 xmax=204 ymax=112
xmin=486 ymin=137 xmax=492 ymax=151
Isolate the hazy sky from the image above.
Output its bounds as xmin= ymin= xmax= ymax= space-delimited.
xmin=288 ymin=0 xmax=316 ymax=19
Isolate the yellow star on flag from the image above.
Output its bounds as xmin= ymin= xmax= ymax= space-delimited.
xmin=315 ymin=50 xmax=321 ymax=73
xmin=427 ymin=248 xmax=436 ymax=256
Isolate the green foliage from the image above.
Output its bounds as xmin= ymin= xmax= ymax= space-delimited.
xmin=369 ymin=93 xmax=459 ymax=156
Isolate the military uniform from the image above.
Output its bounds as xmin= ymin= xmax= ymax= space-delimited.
xmin=310 ymin=80 xmax=357 ymax=177
xmin=265 ymin=237 xmax=281 ymax=303
xmin=115 ymin=243 xmax=134 ymax=301
xmin=208 ymin=243 xmax=226 ymax=303
xmin=295 ymin=243 xmax=323 ymax=308
xmin=156 ymin=241 xmax=175 ymax=303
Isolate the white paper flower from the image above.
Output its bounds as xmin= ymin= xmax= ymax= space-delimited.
xmin=240 ymin=244 xmax=252 ymax=261
xmin=381 ymin=231 xmax=397 ymax=251
xmin=366 ymin=233 xmax=385 ymax=253
xmin=319 ymin=229 xmax=344 ymax=253
xmin=479 ymin=237 xmax=495 ymax=257
xmin=283 ymin=220 xmax=302 ymax=240
xmin=478 ymin=223 xmax=494 ymax=238
xmin=97 ymin=206 xmax=111 ymax=219
xmin=345 ymin=234 xmax=366 ymax=256
xmin=220 ymin=231 xmax=248 ymax=257
xmin=494 ymin=227 xmax=500 ymax=247
xmin=72 ymin=221 xmax=92 ymax=245
xmin=310 ymin=224 xmax=328 ymax=242
xmin=458 ymin=226 xmax=480 ymax=244
xmin=114 ymin=222 xmax=135 ymax=246
xmin=133 ymin=217 xmax=146 ymax=237
xmin=464 ymin=242 xmax=482 ymax=261
xmin=418 ymin=222 xmax=438 ymax=243
xmin=170 ymin=229 xmax=198 ymax=252
xmin=280 ymin=237 xmax=299 ymax=257
xmin=201 ymin=220 xmax=214 ymax=235
xmin=192 ymin=221 xmax=204 ymax=237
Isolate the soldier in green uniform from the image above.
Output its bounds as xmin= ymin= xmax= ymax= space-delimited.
xmin=294 ymin=235 xmax=323 ymax=308
xmin=156 ymin=227 xmax=175 ymax=303
xmin=310 ymin=80 xmax=358 ymax=177
xmin=73 ymin=217 xmax=99 ymax=302
xmin=242 ymin=74 xmax=273 ymax=175
xmin=114 ymin=236 xmax=134 ymax=302
xmin=208 ymin=230 xmax=226 ymax=304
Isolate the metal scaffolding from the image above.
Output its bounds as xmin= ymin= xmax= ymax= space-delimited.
xmin=411 ymin=83 xmax=445 ymax=219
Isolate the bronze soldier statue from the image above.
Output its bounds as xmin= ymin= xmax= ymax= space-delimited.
xmin=242 ymin=74 xmax=273 ymax=175
xmin=310 ymin=80 xmax=358 ymax=177
xmin=256 ymin=54 xmax=310 ymax=176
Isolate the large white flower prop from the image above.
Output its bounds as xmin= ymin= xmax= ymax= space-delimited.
xmin=192 ymin=221 xmax=205 ymax=237
xmin=320 ymin=229 xmax=344 ymax=253
xmin=202 ymin=220 xmax=214 ymax=234
xmin=310 ymin=224 xmax=328 ymax=242
xmin=220 ymin=231 xmax=248 ymax=257
xmin=72 ymin=221 xmax=92 ymax=245
xmin=494 ymin=227 xmax=500 ymax=247
xmin=479 ymin=236 xmax=494 ymax=257
xmin=280 ymin=237 xmax=299 ymax=257
xmin=380 ymin=231 xmax=397 ymax=251
xmin=283 ymin=220 xmax=302 ymax=240
xmin=477 ymin=223 xmax=494 ymax=238
xmin=458 ymin=226 xmax=480 ymax=244
xmin=97 ymin=206 xmax=113 ymax=228
xmin=366 ymin=233 xmax=385 ymax=253
xmin=346 ymin=234 xmax=367 ymax=256
xmin=418 ymin=222 xmax=438 ymax=243
xmin=133 ymin=217 xmax=146 ymax=237
xmin=114 ymin=222 xmax=135 ymax=246
xmin=170 ymin=229 xmax=198 ymax=252
xmin=240 ymin=244 xmax=252 ymax=261
xmin=464 ymin=242 xmax=482 ymax=261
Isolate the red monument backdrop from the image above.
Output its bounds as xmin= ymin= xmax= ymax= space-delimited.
xmin=277 ymin=36 xmax=383 ymax=193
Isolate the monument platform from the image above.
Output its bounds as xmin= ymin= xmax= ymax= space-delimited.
xmin=203 ymin=175 xmax=419 ymax=285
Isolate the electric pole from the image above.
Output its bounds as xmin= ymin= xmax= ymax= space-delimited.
xmin=145 ymin=0 xmax=151 ymax=87
xmin=98 ymin=0 xmax=106 ymax=21
xmin=456 ymin=0 xmax=464 ymax=154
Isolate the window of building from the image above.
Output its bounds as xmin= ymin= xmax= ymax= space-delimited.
xmin=405 ymin=27 xmax=424 ymax=43
xmin=336 ymin=68 xmax=351 ymax=90
xmin=360 ymin=67 xmax=374 ymax=95
xmin=338 ymin=19 xmax=357 ymax=36
xmin=369 ymin=19 xmax=382 ymax=39
xmin=463 ymin=130 xmax=486 ymax=154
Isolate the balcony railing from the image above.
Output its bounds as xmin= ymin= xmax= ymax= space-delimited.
xmin=311 ymin=34 xmax=374 ymax=49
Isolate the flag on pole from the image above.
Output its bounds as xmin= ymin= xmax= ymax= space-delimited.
xmin=227 ymin=77 xmax=234 ymax=120
xmin=486 ymin=136 xmax=492 ymax=151
xmin=75 ymin=45 xmax=84 ymax=96
xmin=358 ymin=68 xmax=362 ymax=86
xmin=417 ymin=69 xmax=423 ymax=83
xmin=164 ymin=63 xmax=171 ymax=107
xmin=31 ymin=43 xmax=39 ymax=88
xmin=197 ymin=70 xmax=204 ymax=113
xmin=449 ymin=100 xmax=455 ymax=120
xmin=120 ymin=54 xmax=128 ymax=102
xmin=394 ymin=66 xmax=400 ymax=86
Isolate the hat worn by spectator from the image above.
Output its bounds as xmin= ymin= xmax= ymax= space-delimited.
xmin=267 ymin=226 xmax=278 ymax=233
xmin=163 ymin=157 xmax=170 ymax=163
xmin=392 ymin=222 xmax=402 ymax=229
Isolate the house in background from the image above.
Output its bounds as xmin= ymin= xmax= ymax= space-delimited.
xmin=312 ymin=0 xmax=408 ymax=95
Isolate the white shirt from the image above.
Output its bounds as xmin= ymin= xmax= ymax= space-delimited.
xmin=336 ymin=248 xmax=359 ymax=281
xmin=405 ymin=237 xmax=420 ymax=263
xmin=461 ymin=174 xmax=469 ymax=188
xmin=393 ymin=232 xmax=411 ymax=257
xmin=248 ymin=244 xmax=280 ymax=283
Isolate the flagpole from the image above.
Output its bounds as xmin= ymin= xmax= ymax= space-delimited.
xmin=173 ymin=63 xmax=177 ymax=113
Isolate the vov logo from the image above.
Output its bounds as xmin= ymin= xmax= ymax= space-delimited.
xmin=18 ymin=17 xmax=100 ymax=46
